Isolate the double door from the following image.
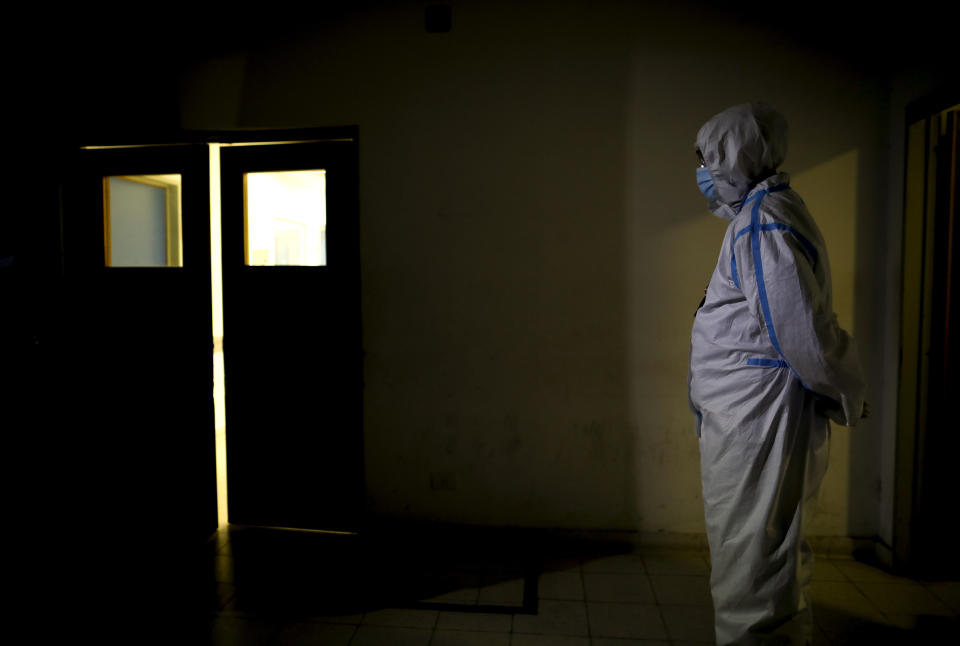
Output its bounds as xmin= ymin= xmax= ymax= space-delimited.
xmin=60 ymin=134 xmax=362 ymax=542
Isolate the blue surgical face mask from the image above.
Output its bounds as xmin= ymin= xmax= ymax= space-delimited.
xmin=696 ymin=167 xmax=717 ymax=200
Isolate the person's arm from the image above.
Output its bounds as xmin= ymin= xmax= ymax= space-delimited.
xmin=734 ymin=216 xmax=866 ymax=426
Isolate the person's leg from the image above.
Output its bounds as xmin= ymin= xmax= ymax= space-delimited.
xmin=761 ymin=402 xmax=830 ymax=645
xmin=798 ymin=407 xmax=831 ymax=634
xmin=700 ymin=390 xmax=819 ymax=645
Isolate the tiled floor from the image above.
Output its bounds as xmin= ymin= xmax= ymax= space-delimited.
xmin=193 ymin=526 xmax=958 ymax=645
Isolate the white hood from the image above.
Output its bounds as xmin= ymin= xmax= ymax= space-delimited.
xmin=695 ymin=102 xmax=788 ymax=217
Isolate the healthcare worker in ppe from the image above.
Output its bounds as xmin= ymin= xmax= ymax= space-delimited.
xmin=688 ymin=103 xmax=867 ymax=645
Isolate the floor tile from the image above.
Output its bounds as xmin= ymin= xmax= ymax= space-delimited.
xmin=192 ymin=527 xmax=959 ymax=646
xmin=212 ymin=583 xmax=236 ymax=610
xmin=313 ymin=613 xmax=364 ymax=624
xmin=215 ymin=609 xmax=255 ymax=619
xmin=581 ymin=554 xmax=646 ymax=574
xmin=362 ymin=608 xmax=439 ymax=628
xmin=823 ymin=622 xmax=910 ymax=645
xmin=270 ymin=621 xmax=356 ymax=646
xmin=648 ymin=575 xmax=712 ymax=606
xmin=810 ymin=581 xmax=885 ymax=620
xmin=908 ymin=614 xmax=960 ymax=639
xmin=509 ymin=635 xmax=590 ymax=646
xmin=423 ymin=586 xmax=481 ymax=604
xmin=924 ymin=581 xmax=960 ymax=614
xmin=641 ymin=551 xmax=709 ymax=576
xmin=586 ymin=602 xmax=667 ymax=640
xmin=310 ymin=614 xmax=363 ymax=625
xmin=538 ymin=571 xmax=584 ymax=600
xmin=541 ymin=557 xmax=582 ymax=572
xmin=437 ymin=611 xmax=512 ymax=632
xmin=809 ymin=580 xmax=887 ymax=638
xmin=430 ymin=629 xmax=511 ymax=646
xmin=660 ymin=604 xmax=716 ymax=642
xmin=811 ymin=560 xmax=847 ymax=582
xmin=811 ymin=624 xmax=832 ymax=646
xmin=883 ymin=614 xmax=921 ymax=630
xmin=209 ymin=615 xmax=279 ymax=646
xmin=512 ymin=600 xmax=589 ymax=636
xmin=878 ymin=613 xmax=960 ymax=640
xmin=854 ymin=582 xmax=954 ymax=616
xmin=214 ymin=555 xmax=235 ymax=583
xmin=831 ymin=559 xmax=912 ymax=584
xmin=478 ymin=578 xmax=525 ymax=606
xmin=350 ymin=625 xmax=432 ymax=646
xmin=584 ymin=573 xmax=655 ymax=603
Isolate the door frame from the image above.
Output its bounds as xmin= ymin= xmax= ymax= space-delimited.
xmin=894 ymin=89 xmax=959 ymax=576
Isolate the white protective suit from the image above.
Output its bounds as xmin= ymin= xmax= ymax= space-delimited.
xmin=688 ymin=103 xmax=866 ymax=645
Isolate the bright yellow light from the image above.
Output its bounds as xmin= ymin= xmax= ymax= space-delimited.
xmin=245 ymin=170 xmax=327 ymax=266
xmin=210 ymin=144 xmax=229 ymax=528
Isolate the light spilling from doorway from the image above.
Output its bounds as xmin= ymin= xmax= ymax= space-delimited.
xmin=209 ymin=150 xmax=331 ymax=528
xmin=209 ymin=144 xmax=229 ymax=528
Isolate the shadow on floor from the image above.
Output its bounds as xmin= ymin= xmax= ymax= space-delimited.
xmin=64 ymin=525 xmax=958 ymax=645
xmin=201 ymin=523 xmax=649 ymax=618
xmin=816 ymin=612 xmax=958 ymax=645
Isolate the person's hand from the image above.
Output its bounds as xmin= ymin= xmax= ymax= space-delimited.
xmin=814 ymin=397 xmax=869 ymax=425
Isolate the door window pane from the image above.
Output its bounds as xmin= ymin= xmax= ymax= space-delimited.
xmin=245 ymin=170 xmax=326 ymax=266
xmin=104 ymin=175 xmax=183 ymax=267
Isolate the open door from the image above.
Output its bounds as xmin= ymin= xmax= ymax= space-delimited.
xmin=219 ymin=138 xmax=363 ymax=531
xmin=896 ymin=101 xmax=959 ymax=577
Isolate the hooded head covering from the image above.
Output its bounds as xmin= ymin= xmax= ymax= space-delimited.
xmin=695 ymin=102 xmax=788 ymax=215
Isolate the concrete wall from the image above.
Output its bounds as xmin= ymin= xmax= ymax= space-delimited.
xmin=178 ymin=1 xmax=898 ymax=537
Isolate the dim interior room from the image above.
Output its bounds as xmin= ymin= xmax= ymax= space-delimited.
xmin=7 ymin=0 xmax=958 ymax=614
xmin=176 ymin=0 xmax=940 ymax=544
